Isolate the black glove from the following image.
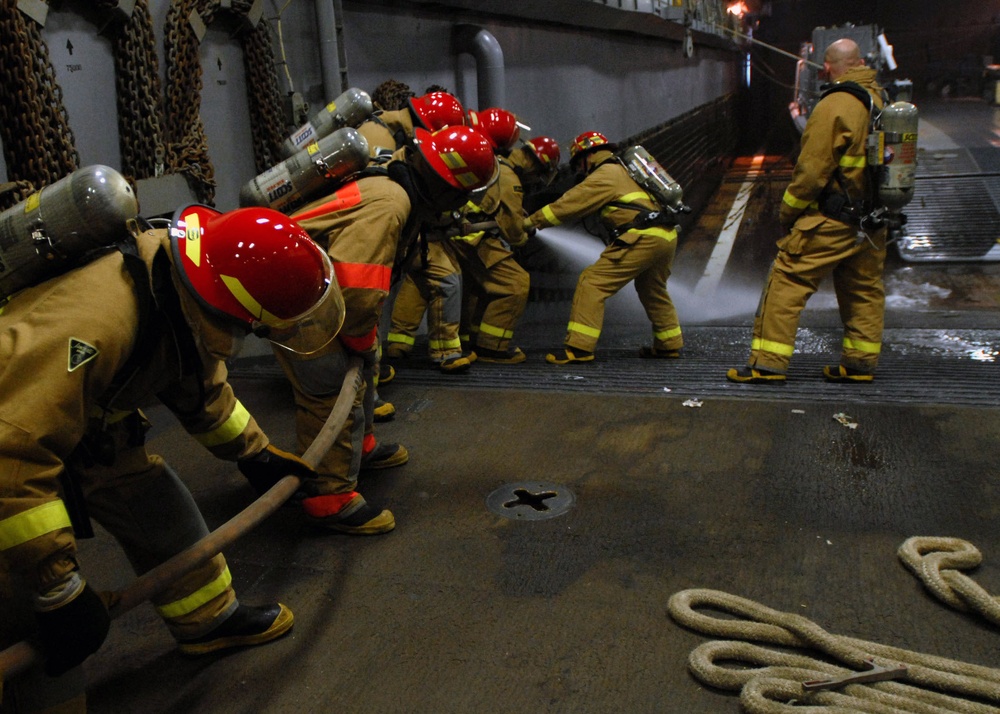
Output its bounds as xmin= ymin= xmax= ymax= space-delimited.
xmin=238 ymin=443 xmax=316 ymax=495
xmin=34 ymin=574 xmax=111 ymax=676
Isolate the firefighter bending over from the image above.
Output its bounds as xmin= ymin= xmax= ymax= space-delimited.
xmin=0 ymin=192 xmax=337 ymax=710
xmin=275 ymin=125 xmax=498 ymax=534
xmin=526 ymin=131 xmax=684 ymax=364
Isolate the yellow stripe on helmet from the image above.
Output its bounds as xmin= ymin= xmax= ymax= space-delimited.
xmin=221 ymin=274 xmax=278 ymax=324
xmin=439 ymin=151 xmax=480 ymax=188
xmin=184 ymin=212 xmax=202 ymax=267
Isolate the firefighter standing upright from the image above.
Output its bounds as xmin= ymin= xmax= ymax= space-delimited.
xmin=526 ymin=131 xmax=684 ymax=364
xmin=728 ymin=38 xmax=890 ymax=384
xmin=0 ymin=198 xmax=338 ymax=709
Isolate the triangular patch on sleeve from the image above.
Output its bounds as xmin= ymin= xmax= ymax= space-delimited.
xmin=68 ymin=338 xmax=100 ymax=372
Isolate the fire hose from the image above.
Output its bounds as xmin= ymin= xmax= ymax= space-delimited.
xmin=0 ymin=356 xmax=363 ymax=680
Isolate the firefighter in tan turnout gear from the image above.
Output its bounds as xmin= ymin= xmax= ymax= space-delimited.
xmin=277 ymin=125 xmax=498 ymax=534
xmin=728 ymin=38 xmax=889 ymax=384
xmin=526 ymin=131 xmax=683 ymax=364
xmin=453 ymin=111 xmax=559 ymax=364
xmin=363 ymin=90 xmax=474 ymax=373
xmin=0 ymin=199 xmax=338 ymax=710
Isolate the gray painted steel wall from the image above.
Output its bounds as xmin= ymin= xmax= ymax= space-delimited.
xmin=0 ymin=1 xmax=739 ymax=211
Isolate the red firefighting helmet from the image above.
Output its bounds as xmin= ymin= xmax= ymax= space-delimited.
xmin=170 ymin=205 xmax=344 ymax=354
xmin=569 ymin=130 xmax=616 ymax=169
xmin=408 ymin=91 xmax=466 ymax=131
xmin=524 ymin=136 xmax=561 ymax=168
xmin=467 ymin=107 xmax=520 ymax=153
xmin=413 ymin=126 xmax=498 ymax=191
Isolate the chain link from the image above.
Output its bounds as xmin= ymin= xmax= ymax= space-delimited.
xmin=0 ymin=1 xmax=291 ymax=209
xmin=237 ymin=0 xmax=287 ymax=174
xmin=104 ymin=0 xmax=168 ymax=183
xmin=0 ymin=0 xmax=80 ymax=209
xmin=164 ymin=0 xmax=219 ymax=204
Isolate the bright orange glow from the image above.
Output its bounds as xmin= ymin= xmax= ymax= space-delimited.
xmin=727 ymin=1 xmax=748 ymax=17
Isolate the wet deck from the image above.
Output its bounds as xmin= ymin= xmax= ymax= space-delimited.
xmin=77 ymin=98 xmax=1000 ymax=713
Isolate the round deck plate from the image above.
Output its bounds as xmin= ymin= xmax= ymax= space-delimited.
xmin=486 ymin=481 xmax=575 ymax=521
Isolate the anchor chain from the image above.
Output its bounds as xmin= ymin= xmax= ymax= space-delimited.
xmin=0 ymin=0 xmax=80 ymax=208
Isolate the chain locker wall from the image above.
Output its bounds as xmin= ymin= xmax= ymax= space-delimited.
xmin=0 ymin=1 xmax=742 ymax=213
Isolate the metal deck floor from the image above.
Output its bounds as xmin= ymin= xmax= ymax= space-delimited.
xmin=70 ymin=98 xmax=1000 ymax=713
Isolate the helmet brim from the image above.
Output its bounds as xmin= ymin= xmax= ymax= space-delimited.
xmin=265 ymin=260 xmax=345 ymax=355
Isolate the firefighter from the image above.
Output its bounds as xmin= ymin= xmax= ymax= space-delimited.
xmin=357 ymin=90 xmax=466 ymax=158
xmin=370 ymin=78 xmax=415 ymax=113
xmin=362 ymin=91 xmax=474 ymax=373
xmin=0 ymin=206 xmax=338 ymax=709
xmin=727 ymin=38 xmax=888 ymax=384
xmin=276 ymin=125 xmax=498 ymax=534
xmin=452 ymin=110 xmax=560 ymax=364
xmin=525 ymin=131 xmax=683 ymax=363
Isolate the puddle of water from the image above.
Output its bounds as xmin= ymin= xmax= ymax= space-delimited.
xmin=888 ymin=331 xmax=999 ymax=361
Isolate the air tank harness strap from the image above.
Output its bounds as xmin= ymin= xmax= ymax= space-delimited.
xmin=604 ymin=200 xmax=675 ymax=241
xmin=816 ymin=175 xmax=868 ymax=228
xmin=61 ymin=231 xmax=159 ymax=539
xmin=815 ymin=81 xmax=885 ymax=235
xmin=817 ymin=169 xmax=890 ymax=238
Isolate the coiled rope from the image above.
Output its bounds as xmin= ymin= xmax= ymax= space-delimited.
xmin=898 ymin=537 xmax=1000 ymax=626
xmin=668 ymin=538 xmax=1000 ymax=713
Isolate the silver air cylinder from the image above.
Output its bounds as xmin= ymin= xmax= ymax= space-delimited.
xmin=620 ymin=145 xmax=685 ymax=212
xmin=240 ymin=128 xmax=370 ymax=213
xmin=873 ymin=101 xmax=918 ymax=213
xmin=0 ymin=165 xmax=138 ymax=301
xmin=279 ymin=88 xmax=374 ymax=159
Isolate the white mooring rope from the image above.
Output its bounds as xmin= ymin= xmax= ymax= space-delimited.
xmin=668 ymin=538 xmax=1000 ymax=713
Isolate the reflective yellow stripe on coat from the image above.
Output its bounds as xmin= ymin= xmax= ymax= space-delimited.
xmin=192 ymin=400 xmax=251 ymax=448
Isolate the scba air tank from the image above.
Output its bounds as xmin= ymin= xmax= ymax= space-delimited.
xmin=871 ymin=101 xmax=918 ymax=214
xmin=0 ymin=165 xmax=138 ymax=301
xmin=240 ymin=128 xmax=370 ymax=213
xmin=279 ymin=88 xmax=374 ymax=159
xmin=619 ymin=145 xmax=686 ymax=212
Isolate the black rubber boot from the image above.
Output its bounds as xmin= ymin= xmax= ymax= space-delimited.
xmin=177 ymin=603 xmax=294 ymax=656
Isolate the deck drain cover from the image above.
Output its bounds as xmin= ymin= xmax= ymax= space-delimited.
xmin=486 ymin=482 xmax=575 ymax=521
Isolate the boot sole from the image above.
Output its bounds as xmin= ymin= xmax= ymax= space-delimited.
xmin=476 ymin=355 xmax=526 ymax=364
xmin=639 ymin=348 xmax=680 ymax=359
xmin=323 ymin=510 xmax=396 ymax=535
xmin=178 ymin=604 xmax=294 ymax=656
xmin=726 ymin=368 xmax=785 ymax=384
xmin=823 ymin=366 xmax=874 ymax=382
xmin=545 ymin=354 xmax=594 ymax=364
xmin=361 ymin=447 xmax=410 ymax=471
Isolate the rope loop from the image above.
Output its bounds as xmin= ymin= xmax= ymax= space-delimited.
xmin=898 ymin=537 xmax=1000 ymax=625
xmin=669 ymin=582 xmax=1000 ymax=712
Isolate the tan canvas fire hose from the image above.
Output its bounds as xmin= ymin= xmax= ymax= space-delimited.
xmin=0 ymin=356 xmax=363 ymax=680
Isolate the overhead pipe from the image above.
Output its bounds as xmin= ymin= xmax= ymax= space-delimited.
xmin=453 ymin=24 xmax=505 ymax=110
xmin=315 ymin=0 xmax=346 ymax=99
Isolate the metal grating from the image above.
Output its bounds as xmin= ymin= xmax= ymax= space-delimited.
xmin=231 ymin=326 xmax=1000 ymax=408
xmin=898 ymin=148 xmax=1000 ymax=261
